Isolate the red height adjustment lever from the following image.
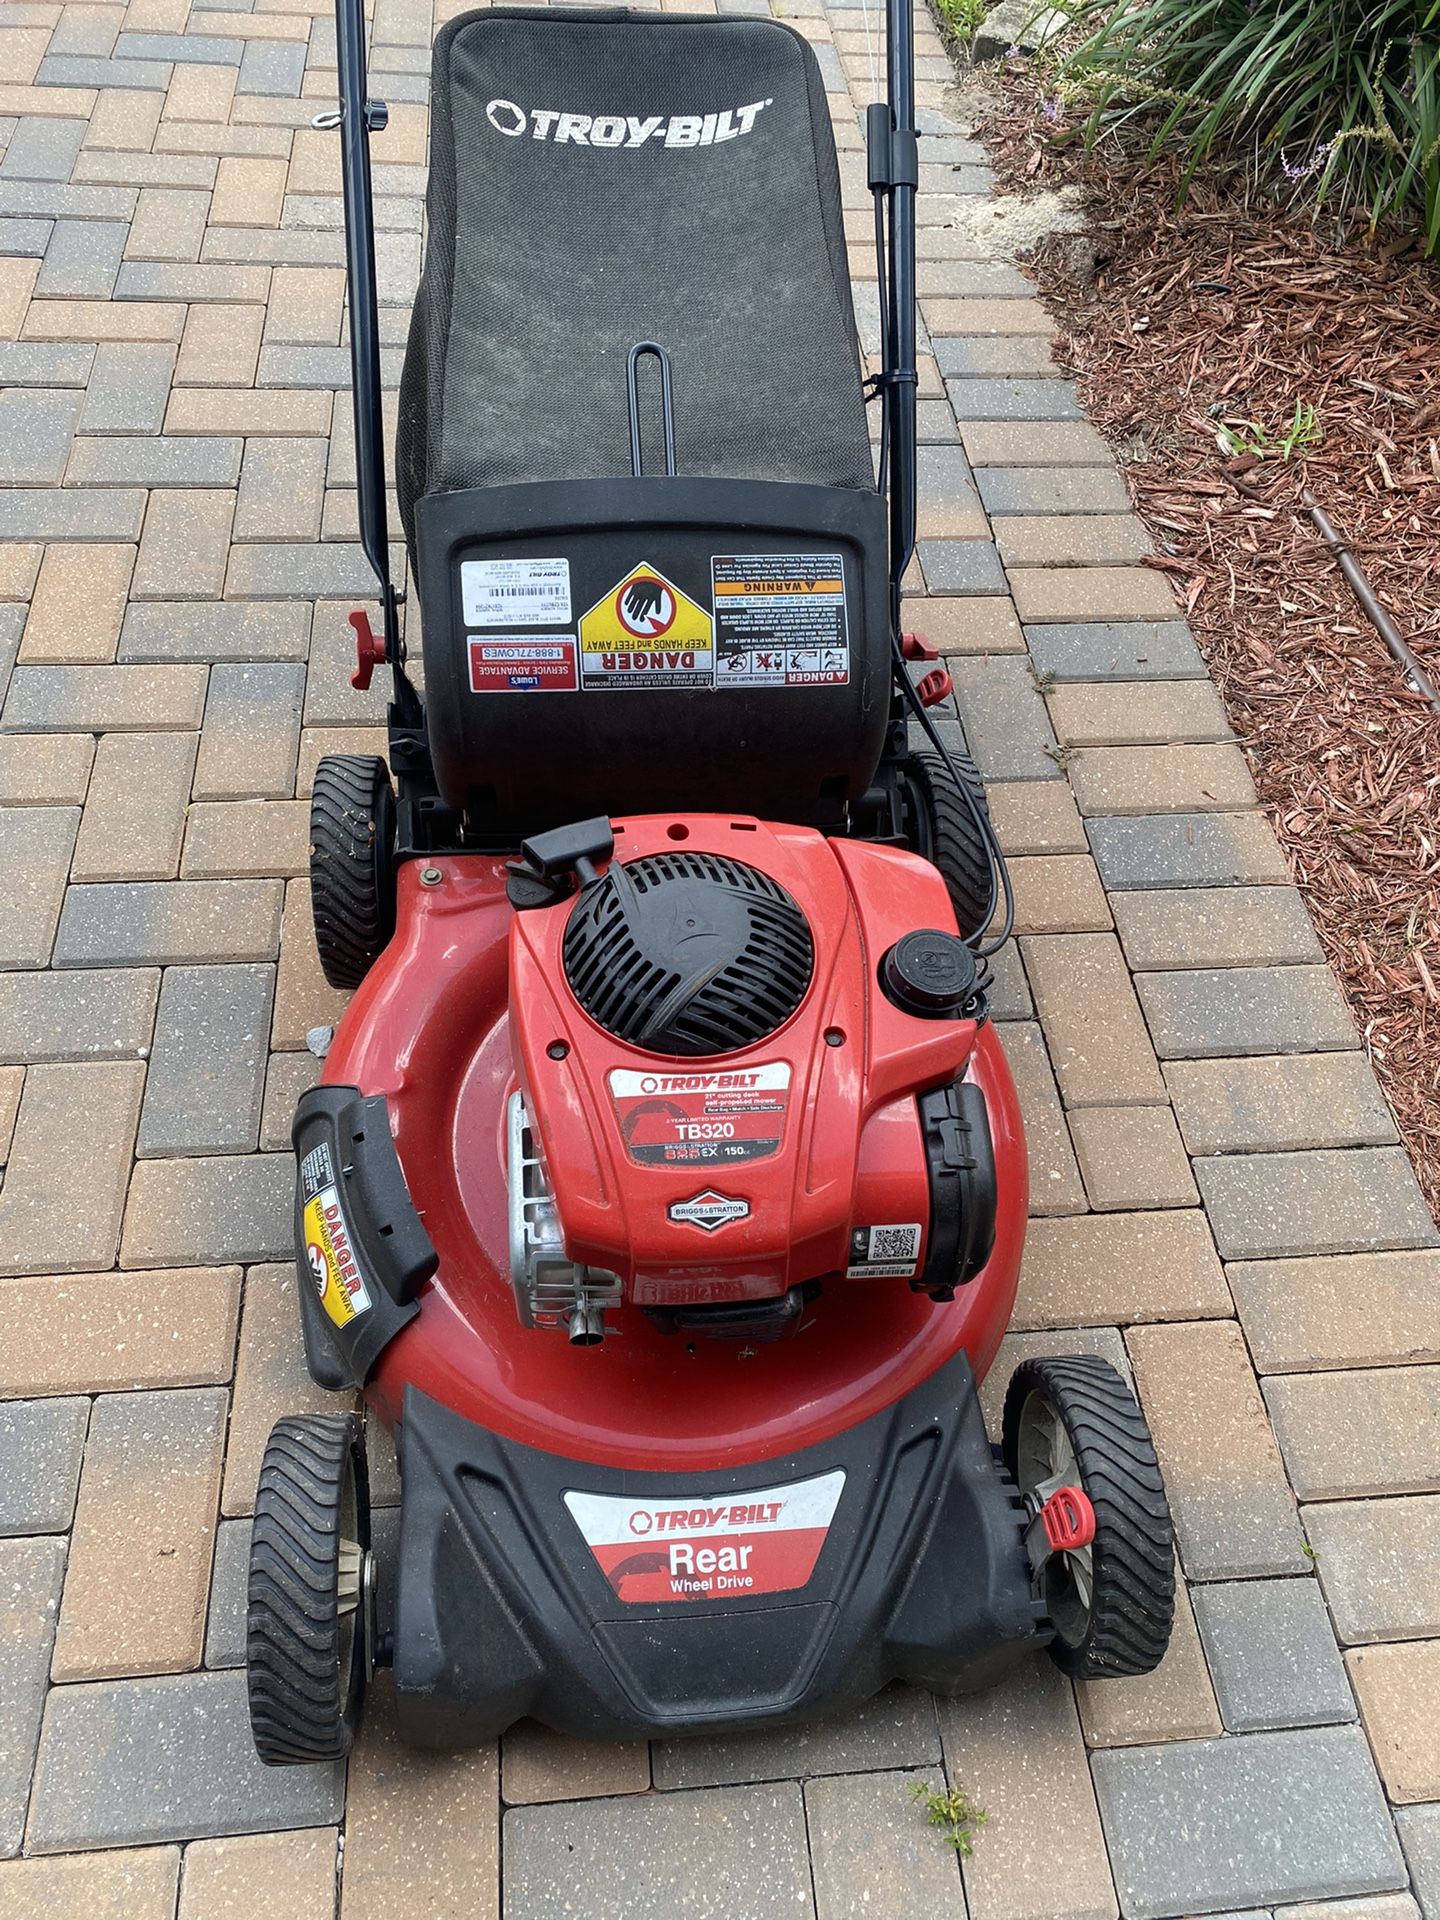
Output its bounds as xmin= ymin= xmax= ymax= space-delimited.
xmin=1039 ymin=1486 xmax=1096 ymax=1554
xmin=349 ymin=609 xmax=387 ymax=692
xmin=901 ymin=631 xmax=938 ymax=661
xmin=914 ymin=666 xmax=954 ymax=709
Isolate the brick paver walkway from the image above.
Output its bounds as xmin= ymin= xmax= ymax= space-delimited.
xmin=2 ymin=0 xmax=1439 ymax=1912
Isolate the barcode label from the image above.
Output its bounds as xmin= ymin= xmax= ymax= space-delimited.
xmin=461 ymin=557 xmax=571 ymax=627
xmin=846 ymin=1222 xmax=923 ymax=1278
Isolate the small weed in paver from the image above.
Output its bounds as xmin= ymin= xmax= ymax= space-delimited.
xmin=1045 ymin=740 xmax=1079 ymax=769
xmin=933 ymin=0 xmax=988 ymax=44
xmin=909 ymin=1780 xmax=988 ymax=1855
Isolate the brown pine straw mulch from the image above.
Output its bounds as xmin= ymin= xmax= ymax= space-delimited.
xmin=968 ymin=68 xmax=1440 ymax=1224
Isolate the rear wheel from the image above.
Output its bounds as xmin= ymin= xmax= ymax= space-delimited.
xmin=904 ymin=747 xmax=994 ymax=941
xmin=309 ymin=754 xmax=396 ymax=990
xmin=1002 ymin=1355 xmax=1174 ymax=1679
xmin=247 ymin=1413 xmax=372 ymax=1765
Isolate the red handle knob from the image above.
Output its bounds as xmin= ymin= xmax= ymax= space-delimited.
xmin=349 ymin=609 xmax=387 ymax=691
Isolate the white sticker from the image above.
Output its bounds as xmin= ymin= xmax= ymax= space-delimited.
xmin=846 ymin=1222 xmax=923 ymax=1278
xmin=712 ymin=553 xmax=850 ymax=687
xmin=667 ymin=1190 xmax=751 ymax=1233
xmin=461 ymin=557 xmax=571 ymax=628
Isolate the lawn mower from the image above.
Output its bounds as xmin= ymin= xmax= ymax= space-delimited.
xmin=245 ymin=0 xmax=1176 ymax=1762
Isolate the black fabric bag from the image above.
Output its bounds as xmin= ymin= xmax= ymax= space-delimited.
xmin=397 ymin=5 xmax=873 ymax=541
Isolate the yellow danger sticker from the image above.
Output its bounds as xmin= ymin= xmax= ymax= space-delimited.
xmin=578 ymin=562 xmax=713 ymax=690
xmin=303 ymin=1183 xmax=373 ymax=1327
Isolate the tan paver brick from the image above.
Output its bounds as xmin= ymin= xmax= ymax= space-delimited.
xmin=182 ymin=799 xmax=310 ymax=878
xmin=998 ymin=1021 xmax=1086 ymax=1217
xmin=987 ymin=779 xmax=1089 ymax=856
xmin=0 ymin=1267 xmax=241 ymax=1398
xmin=1111 ymin=886 xmax=1322 ymax=971
xmin=20 ymin=543 xmax=135 ymax=664
xmin=23 ymin=300 xmax=188 ymax=344
xmin=259 ymin=1051 xmax=316 ymax=1150
xmin=938 ymin=1662 xmax=1118 ymax=1920
xmin=264 ymin=266 xmax=346 ymax=345
xmin=211 ymin=155 xmax=289 ymax=228
xmin=341 ymin=1705 xmax=500 ymax=1920
xmin=1067 ymin=743 xmax=1257 ymax=817
xmin=132 ymin=489 xmax=235 ymax=600
xmin=501 ymin=1723 xmax=650 ymax=1805
xmin=0 ymin=1069 xmax=22 ymax=1168
xmin=1166 ymin=1052 xmax=1397 ymax=1155
xmin=925 ymin=296 xmax=1052 ymax=335
xmin=1048 ymin=680 xmax=1232 ymax=746
xmin=1347 ymin=1641 xmax=1440 ymax=1803
xmin=163 ymin=62 xmax=239 ymax=124
xmin=0 ymin=259 xmax=41 ymax=340
xmin=1015 ymin=1211 xmax=1229 ymax=1329
xmin=53 ymin=1385 xmax=227 ymax=1680
xmin=994 ymin=515 xmax=1153 ymax=568
xmin=166 ymin=388 xmax=333 ymax=437
xmin=0 ymin=1061 xmax=144 ymax=1277
xmin=179 ymin=1828 xmax=338 ymax=1920
xmin=0 ymin=1847 xmax=180 ymax=1919
xmin=0 ymin=546 xmax=42 ymax=601
xmin=902 ymin=592 xmax=1025 ymax=654
xmin=83 ymin=87 xmax=165 ymax=153
xmin=1021 ymin=932 xmax=1165 ymax=1107
xmin=1009 ymin=567 xmax=1181 ymax=625
xmin=126 ymin=187 xmax=212 ymax=266
xmin=958 ymin=421 xmax=1114 ymax=468
xmin=1068 ymin=1105 xmax=1198 ymax=1211
xmin=1229 ymin=1251 xmax=1440 ymax=1374
xmin=0 ymin=735 xmax=95 ymax=808
xmin=1305 ymin=1495 xmax=1440 ymax=1645
xmin=285 ymin=127 xmax=341 ymax=197
xmin=1128 ymin=1320 xmax=1309 ymax=1579
xmin=980 ymin=1326 xmax=1133 ymax=1439
xmin=175 ymin=302 xmax=265 ymax=388
xmin=1263 ymin=1367 xmax=1440 ymax=1500
xmin=1008 ymin=854 xmax=1112 ymax=934
xmin=1077 ymin=1579 xmax=1221 ymax=1748
xmin=273 ymin=877 xmax=351 ymax=1051
xmin=223 ymin=1264 xmax=342 ymax=1517
xmin=71 ymin=731 xmax=197 ymax=882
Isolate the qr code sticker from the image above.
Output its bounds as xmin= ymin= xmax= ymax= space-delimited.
xmin=847 ymin=1223 xmax=923 ymax=1278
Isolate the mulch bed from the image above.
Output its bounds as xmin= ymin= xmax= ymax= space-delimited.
xmin=968 ymin=65 xmax=1440 ymax=1224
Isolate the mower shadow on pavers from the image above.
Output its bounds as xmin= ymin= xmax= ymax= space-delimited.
xmin=245 ymin=0 xmax=1176 ymax=1761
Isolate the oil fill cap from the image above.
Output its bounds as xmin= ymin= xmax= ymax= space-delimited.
xmin=882 ymin=928 xmax=978 ymax=1017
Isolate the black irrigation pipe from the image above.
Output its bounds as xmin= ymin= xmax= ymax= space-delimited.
xmin=1303 ymin=489 xmax=1440 ymax=716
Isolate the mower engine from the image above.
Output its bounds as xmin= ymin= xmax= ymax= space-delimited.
xmin=503 ymin=816 xmax=997 ymax=1345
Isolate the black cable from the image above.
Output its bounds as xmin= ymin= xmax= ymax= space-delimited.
xmin=891 ymin=631 xmax=1016 ymax=960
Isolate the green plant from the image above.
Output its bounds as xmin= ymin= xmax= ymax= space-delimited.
xmin=1057 ymin=0 xmax=1440 ymax=254
xmin=933 ymin=0 xmax=990 ymax=45
xmin=909 ymin=1780 xmax=988 ymax=1855
xmin=1215 ymin=399 xmax=1324 ymax=460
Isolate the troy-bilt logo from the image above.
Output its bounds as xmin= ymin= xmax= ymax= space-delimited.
xmin=615 ymin=1065 xmax=786 ymax=1097
xmin=485 ymin=97 xmax=772 ymax=148
xmin=668 ymin=1190 xmax=749 ymax=1233
xmin=565 ymin=1470 xmax=846 ymax=1604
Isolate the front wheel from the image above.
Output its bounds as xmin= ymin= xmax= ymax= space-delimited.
xmin=309 ymin=753 xmax=396 ymax=990
xmin=1002 ymin=1355 xmax=1175 ymax=1680
xmin=903 ymin=747 xmax=994 ymax=941
xmin=247 ymin=1413 xmax=372 ymax=1764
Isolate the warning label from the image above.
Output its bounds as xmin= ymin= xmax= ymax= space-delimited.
xmin=579 ymin=562 xmax=713 ymax=690
xmin=468 ymin=634 xmax=577 ymax=693
xmin=460 ymin=556 xmax=571 ymax=628
xmin=712 ymin=553 xmax=850 ymax=687
xmin=564 ymin=1469 xmax=845 ymax=1604
xmin=846 ymin=1222 xmax=924 ymax=1279
xmin=299 ymin=1143 xmax=372 ymax=1327
xmin=609 ymin=1062 xmax=791 ymax=1167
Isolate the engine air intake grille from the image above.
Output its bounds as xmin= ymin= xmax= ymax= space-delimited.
xmin=562 ymin=852 xmax=814 ymax=1058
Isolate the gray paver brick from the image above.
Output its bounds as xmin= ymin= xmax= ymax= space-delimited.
xmin=224 ymin=540 xmax=402 ymax=600
xmin=945 ymin=376 xmax=1084 ymax=420
xmin=33 ymin=217 xmax=126 ymax=297
xmin=0 ymin=489 xmax=145 ymax=544
xmin=120 ymin=601 xmax=312 ymax=664
xmin=1195 ymin=1148 xmax=1439 ymax=1261
xmin=503 ymin=1783 xmax=814 ymax=1920
xmin=1396 ymin=1804 xmax=1440 ymax=1918
xmin=1135 ymin=966 xmax=1357 ymax=1058
xmin=0 ymin=967 xmax=158 ymax=1064
xmin=1088 ymin=813 xmax=1292 ymax=890
xmin=977 ymin=467 xmax=1131 ymax=515
xmin=1165 ymin=1052 xmax=1397 ymax=1153
xmin=26 ymin=1668 xmax=343 ymax=1852
xmin=0 ymin=341 xmax=95 ymax=387
xmin=0 ymin=805 xmax=77 ymax=969
xmin=78 ymin=341 xmax=178 ymax=435
xmin=0 ymin=390 xmax=81 ymax=486
xmin=236 ymin=38 xmax=306 ymax=96
xmin=654 ymin=1684 xmax=939 ymax=1790
xmin=805 ymin=1768 xmax=964 ymax=1920
xmin=55 ymin=879 xmax=283 ymax=967
xmin=122 ymin=1153 xmax=294 ymax=1267
xmin=193 ymin=661 xmax=305 ymax=800
xmin=203 ymin=1517 xmax=251 ymax=1669
xmin=1093 ymin=1726 xmax=1404 ymax=1919
xmin=0 ymin=1397 xmax=88 ymax=1536
xmin=139 ymin=963 xmax=274 ymax=1156
xmin=1025 ymin=621 xmax=1206 ymax=683
xmin=1111 ymin=887 xmax=1322 ymax=971
xmin=951 ymin=653 xmax=1061 ymax=781
xmin=1305 ymin=1496 xmax=1440 ymax=1645
xmin=1191 ymin=1578 xmax=1355 ymax=1732
xmin=1 ymin=116 xmax=86 ymax=184
xmin=0 ymin=1536 xmax=65 ymax=1859
xmin=916 ymin=538 xmax=1008 ymax=595
xmin=232 ymin=437 xmax=328 ymax=543
xmin=66 ymin=434 xmax=243 ymax=488
xmin=3 ymin=663 xmax=208 ymax=734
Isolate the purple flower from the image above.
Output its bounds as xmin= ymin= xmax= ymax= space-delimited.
xmin=1042 ymin=95 xmax=1063 ymax=122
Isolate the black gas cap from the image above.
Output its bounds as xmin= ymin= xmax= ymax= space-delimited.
xmin=881 ymin=928 xmax=979 ymax=1017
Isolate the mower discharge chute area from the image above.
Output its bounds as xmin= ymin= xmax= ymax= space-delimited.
xmin=245 ymin=0 xmax=1176 ymax=1762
